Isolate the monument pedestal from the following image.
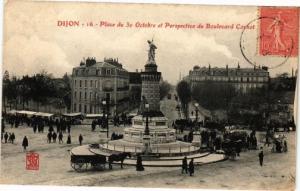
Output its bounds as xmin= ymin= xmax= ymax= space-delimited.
xmin=142 ymin=135 xmax=152 ymax=154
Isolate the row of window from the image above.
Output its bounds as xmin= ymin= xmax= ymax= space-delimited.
xmin=73 ymin=91 xmax=130 ymax=102
xmin=191 ymin=71 xmax=268 ymax=77
xmin=74 ymin=91 xmax=97 ymax=100
xmin=73 ymin=103 xmax=100 ymax=113
xmin=73 ymin=79 xmax=129 ymax=89
xmin=74 ymin=68 xmax=129 ymax=77
xmin=74 ymin=79 xmax=98 ymax=88
xmin=73 ymin=103 xmax=89 ymax=113
xmin=191 ymin=76 xmax=268 ymax=82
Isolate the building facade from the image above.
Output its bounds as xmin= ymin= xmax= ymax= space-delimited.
xmin=186 ymin=64 xmax=269 ymax=93
xmin=71 ymin=57 xmax=130 ymax=115
xmin=129 ymin=72 xmax=142 ymax=109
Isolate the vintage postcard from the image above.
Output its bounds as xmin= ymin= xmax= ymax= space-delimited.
xmin=0 ymin=1 xmax=299 ymax=190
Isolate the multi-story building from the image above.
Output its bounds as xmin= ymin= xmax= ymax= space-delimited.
xmin=71 ymin=57 xmax=130 ymax=115
xmin=186 ymin=64 xmax=269 ymax=93
xmin=129 ymin=71 xmax=142 ymax=109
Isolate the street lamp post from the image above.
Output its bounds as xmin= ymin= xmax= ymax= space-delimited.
xmin=144 ymin=103 xmax=150 ymax=136
xmin=143 ymin=103 xmax=151 ymax=155
xmin=194 ymin=103 xmax=199 ymax=131
xmin=102 ymin=100 xmax=109 ymax=139
xmin=193 ymin=102 xmax=202 ymax=148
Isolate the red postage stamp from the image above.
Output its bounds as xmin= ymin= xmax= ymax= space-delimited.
xmin=259 ymin=7 xmax=299 ymax=57
xmin=26 ymin=152 xmax=39 ymax=170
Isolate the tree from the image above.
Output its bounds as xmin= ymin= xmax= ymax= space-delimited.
xmin=159 ymin=80 xmax=172 ymax=100
xmin=59 ymin=73 xmax=72 ymax=112
xmin=5 ymin=76 xmax=19 ymax=110
xmin=18 ymin=75 xmax=33 ymax=109
xmin=176 ymin=80 xmax=191 ymax=119
xmin=2 ymin=70 xmax=10 ymax=112
xmin=31 ymin=72 xmax=56 ymax=111
xmin=192 ymin=81 xmax=236 ymax=110
xmin=270 ymin=73 xmax=296 ymax=91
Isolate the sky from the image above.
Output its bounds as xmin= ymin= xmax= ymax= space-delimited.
xmin=3 ymin=1 xmax=298 ymax=85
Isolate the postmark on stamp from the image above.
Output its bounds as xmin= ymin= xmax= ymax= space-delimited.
xmin=259 ymin=7 xmax=299 ymax=57
xmin=240 ymin=7 xmax=299 ymax=69
xmin=26 ymin=152 xmax=39 ymax=170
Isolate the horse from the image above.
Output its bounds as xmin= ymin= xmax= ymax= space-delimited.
xmin=108 ymin=152 xmax=131 ymax=169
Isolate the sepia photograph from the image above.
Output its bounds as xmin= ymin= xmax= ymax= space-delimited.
xmin=0 ymin=1 xmax=299 ymax=190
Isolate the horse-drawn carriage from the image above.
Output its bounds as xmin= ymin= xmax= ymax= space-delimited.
xmin=271 ymin=134 xmax=287 ymax=153
xmin=222 ymin=130 xmax=249 ymax=160
xmin=70 ymin=153 xmax=106 ymax=172
xmin=70 ymin=145 xmax=131 ymax=172
xmin=222 ymin=139 xmax=243 ymax=160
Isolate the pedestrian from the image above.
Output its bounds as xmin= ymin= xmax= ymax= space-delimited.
xmin=91 ymin=120 xmax=96 ymax=131
xmin=136 ymin=155 xmax=144 ymax=171
xmin=182 ymin=156 xmax=188 ymax=174
xmin=52 ymin=132 xmax=57 ymax=143
xmin=11 ymin=133 xmax=15 ymax=144
xmin=2 ymin=118 xmax=5 ymax=134
xmin=47 ymin=131 xmax=52 ymax=143
xmin=4 ymin=132 xmax=8 ymax=143
xmin=67 ymin=134 xmax=71 ymax=144
xmin=41 ymin=121 xmax=45 ymax=133
xmin=58 ymin=132 xmax=63 ymax=144
xmin=56 ymin=119 xmax=60 ymax=132
xmin=189 ymin=159 xmax=194 ymax=176
xmin=79 ymin=134 xmax=83 ymax=145
xmin=259 ymin=148 xmax=264 ymax=167
xmin=22 ymin=136 xmax=28 ymax=151
xmin=283 ymin=140 xmax=288 ymax=152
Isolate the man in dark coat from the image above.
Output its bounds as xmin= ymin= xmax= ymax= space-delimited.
xmin=182 ymin=156 xmax=188 ymax=174
xmin=189 ymin=159 xmax=194 ymax=176
xmin=49 ymin=123 xmax=54 ymax=132
xmin=67 ymin=134 xmax=71 ymax=144
xmin=4 ymin=132 xmax=8 ymax=143
xmin=11 ymin=133 xmax=15 ymax=144
xmin=2 ymin=118 xmax=5 ymax=134
xmin=22 ymin=136 xmax=29 ymax=151
xmin=52 ymin=132 xmax=57 ymax=143
xmin=91 ymin=120 xmax=96 ymax=131
xmin=259 ymin=149 xmax=264 ymax=167
xmin=58 ymin=132 xmax=63 ymax=144
xmin=136 ymin=155 xmax=144 ymax=171
xmin=79 ymin=134 xmax=83 ymax=145
xmin=47 ymin=131 xmax=52 ymax=143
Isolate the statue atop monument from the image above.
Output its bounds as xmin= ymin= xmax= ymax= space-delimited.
xmin=147 ymin=39 xmax=157 ymax=63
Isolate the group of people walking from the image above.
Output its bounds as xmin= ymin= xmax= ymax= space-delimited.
xmin=2 ymin=113 xmax=87 ymax=151
xmin=182 ymin=156 xmax=195 ymax=176
xmin=2 ymin=132 xmax=16 ymax=144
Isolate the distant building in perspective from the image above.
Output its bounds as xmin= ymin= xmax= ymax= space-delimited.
xmin=129 ymin=71 xmax=142 ymax=109
xmin=71 ymin=57 xmax=130 ymax=114
xmin=186 ymin=64 xmax=269 ymax=93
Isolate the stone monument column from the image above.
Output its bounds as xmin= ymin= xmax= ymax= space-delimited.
xmin=141 ymin=39 xmax=161 ymax=112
